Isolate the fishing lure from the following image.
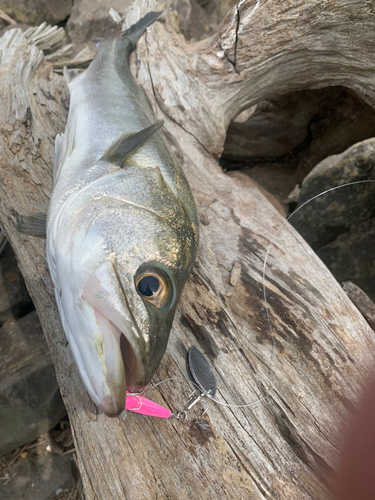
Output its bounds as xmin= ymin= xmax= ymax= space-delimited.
xmin=125 ymin=346 xmax=217 ymax=420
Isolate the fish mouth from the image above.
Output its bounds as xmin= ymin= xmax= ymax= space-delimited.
xmin=93 ymin=307 xmax=144 ymax=401
xmin=82 ymin=261 xmax=146 ymax=416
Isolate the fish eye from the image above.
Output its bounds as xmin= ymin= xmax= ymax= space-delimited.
xmin=135 ymin=268 xmax=171 ymax=308
xmin=137 ymin=275 xmax=160 ymax=297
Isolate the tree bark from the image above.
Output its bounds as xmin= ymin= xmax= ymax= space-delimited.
xmin=1 ymin=1 xmax=375 ymax=499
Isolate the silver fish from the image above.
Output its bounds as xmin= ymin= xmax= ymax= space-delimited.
xmin=18 ymin=12 xmax=199 ymax=416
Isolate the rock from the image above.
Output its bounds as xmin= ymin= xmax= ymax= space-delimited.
xmin=221 ymin=88 xmax=375 ymax=200
xmin=343 ymin=281 xmax=375 ymax=331
xmin=223 ymin=92 xmax=317 ymax=161
xmin=0 ymin=228 xmax=7 ymax=253
xmin=289 ymin=138 xmax=375 ymax=249
xmin=0 ymin=0 xmax=73 ymax=28
xmin=225 ymin=170 xmax=287 ymax=217
xmin=0 ymin=311 xmax=66 ymax=457
xmin=0 ymin=243 xmax=34 ymax=325
xmin=173 ymin=0 xmax=238 ymax=41
xmin=316 ymin=219 xmax=375 ymax=303
xmin=67 ymin=0 xmax=133 ymax=51
xmin=233 ymin=160 xmax=309 ymax=203
xmin=223 ymin=88 xmax=375 ymax=163
xmin=1 ymin=453 xmax=74 ymax=500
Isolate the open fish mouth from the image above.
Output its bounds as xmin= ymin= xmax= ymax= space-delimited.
xmin=93 ymin=307 xmax=144 ymax=390
xmin=82 ymin=261 xmax=145 ymax=416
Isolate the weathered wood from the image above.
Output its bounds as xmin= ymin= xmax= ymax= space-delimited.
xmin=1 ymin=1 xmax=375 ymax=498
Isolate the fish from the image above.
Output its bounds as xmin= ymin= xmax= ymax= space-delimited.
xmin=17 ymin=11 xmax=199 ymax=416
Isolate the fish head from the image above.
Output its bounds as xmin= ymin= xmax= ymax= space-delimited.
xmin=51 ymin=190 xmax=198 ymax=416
xmin=81 ymin=258 xmax=178 ymax=415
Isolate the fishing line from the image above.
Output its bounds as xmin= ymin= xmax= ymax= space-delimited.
xmin=262 ymin=179 xmax=375 ymax=358
xmin=141 ymin=377 xmax=177 ymax=396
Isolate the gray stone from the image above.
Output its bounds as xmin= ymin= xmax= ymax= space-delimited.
xmin=316 ymin=218 xmax=375 ymax=303
xmin=173 ymin=0 xmax=239 ymax=41
xmin=289 ymin=138 xmax=375 ymax=249
xmin=0 ymin=229 xmax=7 ymax=254
xmin=0 ymin=311 xmax=66 ymax=457
xmin=0 ymin=243 xmax=34 ymax=324
xmin=0 ymin=0 xmax=73 ymax=28
xmin=224 ymin=92 xmax=318 ymax=161
xmin=221 ymin=88 xmax=375 ymax=200
xmin=1 ymin=453 xmax=73 ymax=500
xmin=67 ymin=0 xmax=133 ymax=51
xmin=343 ymin=281 xmax=375 ymax=331
xmin=223 ymin=88 xmax=375 ymax=163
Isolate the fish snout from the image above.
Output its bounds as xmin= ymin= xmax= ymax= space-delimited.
xmin=96 ymin=396 xmax=125 ymax=417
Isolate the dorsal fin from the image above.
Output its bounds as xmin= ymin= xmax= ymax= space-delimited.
xmin=100 ymin=120 xmax=164 ymax=167
xmin=16 ymin=212 xmax=47 ymax=238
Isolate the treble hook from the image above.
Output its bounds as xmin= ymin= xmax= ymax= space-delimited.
xmin=171 ymin=389 xmax=212 ymax=421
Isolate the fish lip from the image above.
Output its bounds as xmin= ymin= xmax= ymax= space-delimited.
xmin=96 ymin=400 xmax=124 ymax=417
xmin=82 ymin=260 xmax=147 ymax=415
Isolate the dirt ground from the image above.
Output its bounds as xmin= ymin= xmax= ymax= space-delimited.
xmin=0 ymin=418 xmax=84 ymax=500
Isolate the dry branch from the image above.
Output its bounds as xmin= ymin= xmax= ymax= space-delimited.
xmin=1 ymin=1 xmax=375 ymax=499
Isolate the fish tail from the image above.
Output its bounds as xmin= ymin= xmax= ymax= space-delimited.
xmin=86 ymin=11 xmax=165 ymax=80
xmin=121 ymin=11 xmax=165 ymax=49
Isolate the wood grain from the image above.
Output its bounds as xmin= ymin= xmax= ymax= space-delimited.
xmin=1 ymin=1 xmax=375 ymax=498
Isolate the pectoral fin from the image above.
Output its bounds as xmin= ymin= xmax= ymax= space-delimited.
xmin=16 ymin=212 xmax=47 ymax=238
xmin=100 ymin=120 xmax=164 ymax=167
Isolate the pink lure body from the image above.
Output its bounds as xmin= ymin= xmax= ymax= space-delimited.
xmin=125 ymin=393 xmax=171 ymax=418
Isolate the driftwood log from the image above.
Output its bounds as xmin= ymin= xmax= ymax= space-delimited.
xmin=1 ymin=0 xmax=375 ymax=498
